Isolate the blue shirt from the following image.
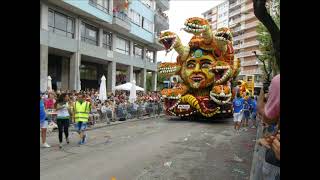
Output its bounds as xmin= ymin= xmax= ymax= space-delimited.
xmin=233 ymin=97 xmax=244 ymax=113
xmin=40 ymin=100 xmax=46 ymax=122
xmin=243 ymin=100 xmax=250 ymax=111
xmin=250 ymin=100 xmax=257 ymax=113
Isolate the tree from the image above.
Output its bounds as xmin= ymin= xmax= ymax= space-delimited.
xmin=253 ymin=0 xmax=280 ymax=71
xmin=256 ymin=0 xmax=280 ymax=81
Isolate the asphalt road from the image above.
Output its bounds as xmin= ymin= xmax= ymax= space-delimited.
xmin=40 ymin=116 xmax=256 ymax=180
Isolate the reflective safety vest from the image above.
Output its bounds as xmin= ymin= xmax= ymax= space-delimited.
xmin=74 ymin=101 xmax=91 ymax=122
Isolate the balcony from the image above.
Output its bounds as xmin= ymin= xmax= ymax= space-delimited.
xmin=236 ymin=51 xmax=258 ymax=58
xmin=229 ymin=0 xmax=245 ymax=10
xmin=243 ymin=40 xmax=259 ymax=48
xmin=241 ymin=60 xmax=260 ymax=66
xmin=229 ymin=9 xmax=241 ymax=18
xmin=229 ymin=17 xmax=241 ymax=27
xmin=246 ymin=12 xmax=256 ymax=20
xmin=243 ymin=31 xmax=258 ymax=39
xmin=112 ymin=12 xmax=131 ymax=31
xmin=233 ymin=43 xmax=244 ymax=50
xmin=245 ymin=21 xmax=259 ymax=30
xmin=239 ymin=69 xmax=263 ymax=76
xmin=150 ymin=33 xmax=165 ymax=51
xmin=156 ymin=0 xmax=170 ymax=11
xmin=155 ymin=10 xmax=169 ymax=31
xmin=233 ymin=34 xmax=245 ymax=41
xmin=245 ymin=2 xmax=254 ymax=11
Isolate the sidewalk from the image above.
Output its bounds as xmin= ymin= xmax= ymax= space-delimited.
xmin=249 ymin=118 xmax=265 ymax=180
xmin=46 ymin=114 xmax=166 ymax=137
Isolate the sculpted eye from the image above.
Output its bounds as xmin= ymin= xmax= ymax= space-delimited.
xmin=187 ymin=63 xmax=195 ymax=68
xmin=187 ymin=62 xmax=195 ymax=68
xmin=201 ymin=61 xmax=211 ymax=68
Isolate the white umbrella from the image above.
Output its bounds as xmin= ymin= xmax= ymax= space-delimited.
xmin=115 ymin=82 xmax=144 ymax=91
xmin=47 ymin=76 xmax=52 ymax=91
xmin=99 ymin=75 xmax=107 ymax=101
xmin=129 ymin=80 xmax=137 ymax=103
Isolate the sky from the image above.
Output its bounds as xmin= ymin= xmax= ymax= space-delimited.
xmin=156 ymin=0 xmax=224 ymax=63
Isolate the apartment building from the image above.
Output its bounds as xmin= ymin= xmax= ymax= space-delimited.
xmin=40 ymin=0 xmax=170 ymax=92
xmin=202 ymin=0 xmax=263 ymax=92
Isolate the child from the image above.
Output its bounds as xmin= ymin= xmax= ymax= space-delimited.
xmin=233 ymin=93 xmax=244 ymax=132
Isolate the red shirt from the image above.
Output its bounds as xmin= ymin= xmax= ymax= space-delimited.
xmin=44 ymin=99 xmax=55 ymax=109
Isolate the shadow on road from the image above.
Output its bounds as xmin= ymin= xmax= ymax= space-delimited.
xmin=166 ymin=115 xmax=233 ymax=125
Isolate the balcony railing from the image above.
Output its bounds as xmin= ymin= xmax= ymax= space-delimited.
xmin=243 ymin=31 xmax=258 ymax=39
xmin=229 ymin=9 xmax=241 ymax=17
xmin=243 ymin=40 xmax=259 ymax=48
xmin=241 ymin=60 xmax=259 ymax=66
xmin=246 ymin=13 xmax=256 ymax=20
xmin=245 ymin=2 xmax=254 ymax=11
xmin=89 ymin=0 xmax=110 ymax=14
xmin=156 ymin=0 xmax=170 ymax=11
xmin=112 ymin=12 xmax=131 ymax=31
xmin=229 ymin=0 xmax=245 ymax=9
xmin=245 ymin=21 xmax=259 ymax=29
xmin=233 ymin=34 xmax=245 ymax=41
xmin=156 ymin=10 xmax=169 ymax=23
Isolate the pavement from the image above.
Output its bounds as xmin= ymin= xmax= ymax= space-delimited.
xmin=40 ymin=116 xmax=257 ymax=180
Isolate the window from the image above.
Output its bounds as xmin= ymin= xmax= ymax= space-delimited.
xmin=80 ymin=64 xmax=97 ymax=80
xmin=142 ymin=17 xmax=153 ymax=32
xmin=81 ymin=22 xmax=99 ymax=46
xmin=130 ymin=9 xmax=141 ymax=26
xmin=103 ymin=31 xmax=112 ymax=50
xmin=116 ymin=37 xmax=130 ymax=55
xmin=141 ymin=0 xmax=152 ymax=8
xmin=48 ymin=9 xmax=75 ymax=38
xmin=89 ymin=0 xmax=109 ymax=14
xmin=145 ymin=49 xmax=154 ymax=62
xmin=133 ymin=43 xmax=143 ymax=59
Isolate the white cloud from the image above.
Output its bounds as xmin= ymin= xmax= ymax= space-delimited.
xmin=156 ymin=0 xmax=224 ymax=63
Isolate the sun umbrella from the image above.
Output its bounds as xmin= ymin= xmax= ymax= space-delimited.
xmin=47 ymin=76 xmax=52 ymax=91
xmin=115 ymin=82 xmax=144 ymax=91
xmin=129 ymin=80 xmax=137 ymax=103
xmin=99 ymin=75 xmax=107 ymax=101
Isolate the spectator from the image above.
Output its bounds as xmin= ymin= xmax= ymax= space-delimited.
xmin=56 ymin=93 xmax=70 ymax=149
xmin=232 ymin=93 xmax=244 ymax=132
xmin=40 ymin=92 xmax=50 ymax=148
xmin=242 ymin=98 xmax=251 ymax=130
xmin=45 ymin=92 xmax=56 ymax=109
xmin=257 ymin=74 xmax=280 ymax=179
xmin=249 ymin=96 xmax=257 ymax=128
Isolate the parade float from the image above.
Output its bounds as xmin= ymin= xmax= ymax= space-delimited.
xmin=158 ymin=17 xmax=241 ymax=118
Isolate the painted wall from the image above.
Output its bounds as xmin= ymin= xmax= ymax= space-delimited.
xmin=63 ymin=0 xmax=112 ymax=23
xmin=129 ymin=0 xmax=154 ymax=43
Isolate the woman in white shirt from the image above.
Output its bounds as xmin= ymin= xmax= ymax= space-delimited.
xmin=56 ymin=93 xmax=71 ymax=149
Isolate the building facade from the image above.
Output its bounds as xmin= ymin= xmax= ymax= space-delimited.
xmin=40 ymin=0 xmax=169 ymax=92
xmin=202 ymin=0 xmax=263 ymax=91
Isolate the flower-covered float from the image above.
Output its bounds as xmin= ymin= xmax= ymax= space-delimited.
xmin=158 ymin=17 xmax=240 ymax=118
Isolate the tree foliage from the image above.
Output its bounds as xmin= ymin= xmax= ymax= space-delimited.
xmin=256 ymin=0 xmax=280 ymax=81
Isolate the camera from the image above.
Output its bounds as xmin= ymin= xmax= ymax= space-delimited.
xmin=263 ymin=81 xmax=271 ymax=94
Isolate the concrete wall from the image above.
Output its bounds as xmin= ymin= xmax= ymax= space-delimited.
xmin=129 ymin=0 xmax=154 ymax=43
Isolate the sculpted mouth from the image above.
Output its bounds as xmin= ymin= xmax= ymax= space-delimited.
xmin=210 ymin=91 xmax=232 ymax=105
xmin=215 ymin=31 xmax=232 ymax=41
xmin=191 ymin=75 xmax=204 ymax=83
xmin=159 ymin=66 xmax=178 ymax=74
xmin=183 ymin=20 xmax=207 ymax=33
xmin=159 ymin=35 xmax=177 ymax=53
xmin=211 ymin=66 xmax=232 ymax=84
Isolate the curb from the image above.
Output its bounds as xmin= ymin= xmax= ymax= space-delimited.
xmin=249 ymin=118 xmax=264 ymax=180
xmin=69 ymin=114 xmax=166 ymax=132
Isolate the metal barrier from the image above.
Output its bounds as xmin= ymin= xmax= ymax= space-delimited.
xmin=113 ymin=102 xmax=163 ymax=121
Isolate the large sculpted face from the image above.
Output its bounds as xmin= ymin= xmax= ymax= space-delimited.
xmin=181 ymin=49 xmax=216 ymax=89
